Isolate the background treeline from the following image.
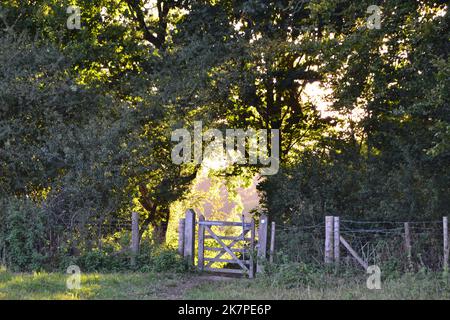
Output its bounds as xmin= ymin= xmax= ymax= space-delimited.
xmin=0 ymin=0 xmax=448 ymax=272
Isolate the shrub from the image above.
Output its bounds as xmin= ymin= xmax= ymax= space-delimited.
xmin=54 ymin=242 xmax=188 ymax=274
xmin=149 ymin=247 xmax=188 ymax=273
xmin=74 ymin=247 xmax=129 ymax=273
xmin=0 ymin=197 xmax=49 ymax=272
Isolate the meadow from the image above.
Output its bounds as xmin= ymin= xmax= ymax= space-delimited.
xmin=1 ymin=267 xmax=449 ymax=300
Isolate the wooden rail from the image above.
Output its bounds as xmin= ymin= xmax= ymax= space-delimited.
xmin=205 ymin=247 xmax=247 ymax=253
xmin=204 ymin=257 xmax=251 ymax=264
xmin=340 ymin=235 xmax=368 ymax=270
xmin=204 ymin=267 xmax=245 ymax=274
xmin=198 ymin=220 xmax=252 ymax=228
xmin=179 ymin=209 xmax=261 ymax=278
xmin=205 ymin=235 xmax=252 ymax=241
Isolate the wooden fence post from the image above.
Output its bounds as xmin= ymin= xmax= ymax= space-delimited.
xmin=183 ymin=209 xmax=196 ymax=266
xmin=325 ymin=216 xmax=333 ymax=264
xmin=198 ymin=215 xmax=205 ymax=271
xmin=257 ymin=215 xmax=268 ymax=273
xmin=131 ymin=211 xmax=139 ymax=267
xmin=334 ymin=216 xmax=340 ymax=270
xmin=249 ymin=218 xmax=255 ymax=279
xmin=404 ymin=222 xmax=412 ymax=270
xmin=444 ymin=216 xmax=449 ymax=273
xmin=178 ymin=218 xmax=185 ymax=256
xmin=269 ymin=221 xmax=276 ymax=263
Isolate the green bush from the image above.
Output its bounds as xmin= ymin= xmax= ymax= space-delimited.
xmin=135 ymin=241 xmax=188 ymax=273
xmin=54 ymin=242 xmax=188 ymax=274
xmin=0 ymin=197 xmax=49 ymax=272
xmin=74 ymin=248 xmax=129 ymax=273
xmin=149 ymin=247 xmax=188 ymax=273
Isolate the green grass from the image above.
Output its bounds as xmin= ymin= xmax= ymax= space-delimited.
xmin=186 ymin=273 xmax=450 ymax=300
xmin=1 ymin=267 xmax=449 ymax=300
xmin=0 ymin=267 xmax=192 ymax=300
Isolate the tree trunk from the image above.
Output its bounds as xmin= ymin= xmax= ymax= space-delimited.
xmin=152 ymin=221 xmax=169 ymax=245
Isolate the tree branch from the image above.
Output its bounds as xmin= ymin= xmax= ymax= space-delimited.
xmin=125 ymin=0 xmax=163 ymax=48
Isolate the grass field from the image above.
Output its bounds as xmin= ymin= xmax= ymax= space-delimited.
xmin=1 ymin=268 xmax=449 ymax=300
xmin=187 ymin=273 xmax=450 ymax=300
xmin=0 ymin=269 xmax=195 ymax=300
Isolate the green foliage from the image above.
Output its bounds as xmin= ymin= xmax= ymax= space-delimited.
xmin=72 ymin=247 xmax=129 ymax=273
xmin=57 ymin=242 xmax=187 ymax=273
xmin=0 ymin=198 xmax=48 ymax=272
xmin=1 ymin=0 xmax=449 ymax=276
xmin=260 ymin=148 xmax=449 ymax=222
xmin=134 ymin=241 xmax=188 ymax=273
xmin=149 ymin=247 xmax=188 ymax=273
xmin=254 ymin=0 xmax=449 ymax=224
xmin=259 ymin=1 xmax=450 ymax=222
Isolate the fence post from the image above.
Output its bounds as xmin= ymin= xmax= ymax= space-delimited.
xmin=325 ymin=216 xmax=333 ymax=264
xmin=131 ymin=211 xmax=139 ymax=267
xmin=249 ymin=218 xmax=255 ymax=279
xmin=257 ymin=215 xmax=268 ymax=273
xmin=404 ymin=222 xmax=412 ymax=270
xmin=198 ymin=215 xmax=205 ymax=271
xmin=444 ymin=217 xmax=449 ymax=273
xmin=183 ymin=209 xmax=196 ymax=266
xmin=269 ymin=221 xmax=276 ymax=263
xmin=334 ymin=216 xmax=340 ymax=270
xmin=178 ymin=218 xmax=185 ymax=256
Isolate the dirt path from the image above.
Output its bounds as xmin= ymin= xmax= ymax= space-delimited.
xmin=162 ymin=275 xmax=234 ymax=299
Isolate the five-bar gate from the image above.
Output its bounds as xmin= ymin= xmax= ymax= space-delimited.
xmin=198 ymin=215 xmax=256 ymax=278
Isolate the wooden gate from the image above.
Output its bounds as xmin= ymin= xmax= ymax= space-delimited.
xmin=197 ymin=215 xmax=256 ymax=278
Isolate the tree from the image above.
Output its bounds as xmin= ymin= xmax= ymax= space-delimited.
xmin=259 ymin=0 xmax=450 ymax=222
xmin=0 ymin=0 xmax=232 ymax=244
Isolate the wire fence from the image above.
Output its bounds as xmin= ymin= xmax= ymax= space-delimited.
xmin=273 ymin=222 xmax=325 ymax=265
xmin=273 ymin=217 xmax=448 ymax=272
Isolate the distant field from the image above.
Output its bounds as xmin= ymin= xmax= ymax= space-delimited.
xmin=1 ymin=269 xmax=449 ymax=300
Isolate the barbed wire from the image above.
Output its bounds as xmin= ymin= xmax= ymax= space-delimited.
xmin=275 ymin=219 xmax=445 ymax=236
xmin=276 ymin=222 xmax=324 ymax=232
xmin=340 ymin=228 xmax=404 ymax=234
xmin=273 ymin=218 xmax=446 ymax=269
xmin=340 ymin=219 xmax=442 ymax=225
